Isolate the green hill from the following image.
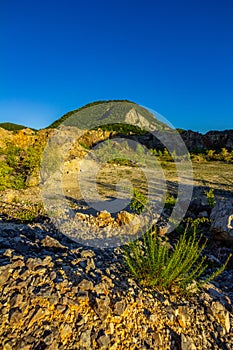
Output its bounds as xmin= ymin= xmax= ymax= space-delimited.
xmin=0 ymin=122 xmax=36 ymax=132
xmin=48 ymin=100 xmax=169 ymax=133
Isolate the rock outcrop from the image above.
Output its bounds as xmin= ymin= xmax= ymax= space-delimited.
xmin=1 ymin=125 xmax=233 ymax=157
xmin=211 ymin=199 xmax=233 ymax=243
xmin=180 ymin=129 xmax=233 ymax=151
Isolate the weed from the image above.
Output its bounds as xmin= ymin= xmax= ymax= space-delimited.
xmin=122 ymin=225 xmax=231 ymax=295
xmin=204 ymin=188 xmax=216 ymax=208
xmin=130 ymin=188 xmax=148 ymax=214
xmin=15 ymin=202 xmax=44 ymax=222
xmin=164 ymin=193 xmax=177 ymax=209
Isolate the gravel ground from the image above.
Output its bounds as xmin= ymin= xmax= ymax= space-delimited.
xmin=0 ymin=211 xmax=232 ymax=350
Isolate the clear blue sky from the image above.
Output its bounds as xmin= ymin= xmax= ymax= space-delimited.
xmin=0 ymin=0 xmax=232 ymax=132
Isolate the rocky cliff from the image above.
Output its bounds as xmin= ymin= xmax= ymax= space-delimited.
xmin=0 ymin=126 xmax=232 ymax=154
xmin=180 ymin=129 xmax=233 ymax=151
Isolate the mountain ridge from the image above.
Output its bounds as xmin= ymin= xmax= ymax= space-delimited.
xmin=0 ymin=100 xmax=232 ymax=151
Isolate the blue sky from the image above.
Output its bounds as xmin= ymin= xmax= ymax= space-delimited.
xmin=0 ymin=0 xmax=232 ymax=132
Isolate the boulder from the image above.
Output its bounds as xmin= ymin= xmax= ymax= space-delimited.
xmin=97 ymin=211 xmax=114 ymax=227
xmin=116 ymin=211 xmax=141 ymax=234
xmin=210 ymin=199 xmax=233 ymax=242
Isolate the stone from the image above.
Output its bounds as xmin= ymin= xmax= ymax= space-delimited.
xmin=80 ymin=250 xmax=95 ymax=258
xmin=209 ymin=301 xmax=231 ymax=333
xmin=9 ymin=292 xmax=23 ymax=308
xmin=97 ymin=332 xmax=110 ymax=349
xmin=181 ymin=334 xmax=196 ymax=350
xmin=75 ymin=212 xmax=88 ymax=221
xmin=97 ymin=211 xmax=114 ymax=227
xmin=210 ymin=199 xmax=233 ymax=242
xmin=116 ymin=211 xmax=141 ymax=234
xmin=177 ymin=306 xmax=189 ymax=329
xmin=28 ymin=308 xmax=49 ymax=328
xmin=41 ymin=235 xmax=66 ymax=249
xmin=158 ymin=224 xmax=170 ymax=236
xmin=8 ymin=308 xmax=23 ymax=324
xmin=3 ymin=343 xmax=13 ymax=350
xmin=79 ymin=329 xmax=92 ymax=349
xmin=60 ymin=324 xmax=73 ymax=340
xmin=78 ymin=279 xmax=94 ymax=291
xmin=0 ymin=264 xmax=12 ymax=284
xmin=43 ymin=332 xmax=54 ymax=345
xmin=0 ymin=182 xmax=233 ymax=350
xmin=94 ymin=296 xmax=111 ymax=320
xmin=114 ymin=300 xmax=126 ymax=316
xmin=198 ymin=210 xmax=209 ymax=218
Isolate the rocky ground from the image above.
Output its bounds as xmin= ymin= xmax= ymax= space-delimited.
xmin=0 ymin=185 xmax=233 ymax=350
xmin=0 ymin=219 xmax=232 ymax=350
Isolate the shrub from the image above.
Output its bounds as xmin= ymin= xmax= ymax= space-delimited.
xmin=130 ymin=188 xmax=148 ymax=214
xmin=218 ymin=148 xmax=232 ymax=162
xmin=0 ymin=161 xmax=12 ymax=190
xmin=206 ymin=149 xmax=216 ymax=161
xmin=14 ymin=202 xmax=44 ymax=222
xmin=164 ymin=193 xmax=177 ymax=209
xmin=21 ymin=146 xmax=42 ymax=173
xmin=191 ymin=153 xmax=206 ymax=162
xmin=122 ymin=225 xmax=231 ymax=295
xmin=204 ymin=188 xmax=216 ymax=208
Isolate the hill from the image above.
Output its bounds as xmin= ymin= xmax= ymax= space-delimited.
xmin=0 ymin=101 xmax=233 ymax=152
xmin=0 ymin=122 xmax=37 ymax=132
xmin=48 ymin=99 xmax=169 ymax=133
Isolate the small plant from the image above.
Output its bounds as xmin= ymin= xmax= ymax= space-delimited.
xmin=204 ymin=188 xmax=216 ymax=208
xmin=107 ymin=158 xmax=136 ymax=166
xmin=184 ymin=217 xmax=210 ymax=232
xmin=219 ymin=148 xmax=232 ymax=162
xmin=78 ymin=142 xmax=91 ymax=150
xmin=15 ymin=202 xmax=44 ymax=222
xmin=130 ymin=188 xmax=147 ymax=214
xmin=164 ymin=193 xmax=177 ymax=209
xmin=122 ymin=225 xmax=231 ymax=295
xmin=191 ymin=153 xmax=206 ymax=162
xmin=206 ymin=149 xmax=216 ymax=161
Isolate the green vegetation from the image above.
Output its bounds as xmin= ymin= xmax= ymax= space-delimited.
xmin=149 ymin=147 xmax=233 ymax=163
xmin=191 ymin=148 xmax=233 ymax=163
xmin=48 ymin=99 xmax=167 ymax=131
xmin=123 ymin=225 xmax=232 ymax=295
xmin=204 ymin=188 xmax=216 ymax=208
xmin=14 ymin=202 xmax=44 ymax=222
xmin=130 ymin=188 xmax=148 ymax=214
xmin=0 ymin=144 xmax=26 ymax=190
xmin=48 ymin=100 xmax=134 ymax=129
xmin=184 ymin=217 xmax=211 ymax=231
xmin=95 ymin=123 xmax=146 ymax=135
xmin=0 ymin=122 xmax=36 ymax=132
xmin=0 ymin=143 xmax=43 ymax=191
xmin=164 ymin=193 xmax=177 ymax=209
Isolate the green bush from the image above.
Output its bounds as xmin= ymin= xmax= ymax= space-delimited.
xmin=122 ymin=225 xmax=231 ymax=295
xmin=206 ymin=149 xmax=216 ymax=161
xmin=0 ymin=161 xmax=13 ymax=190
xmin=130 ymin=188 xmax=148 ymax=214
xmin=204 ymin=188 xmax=216 ymax=208
xmin=21 ymin=146 xmax=42 ymax=172
xmin=191 ymin=153 xmax=206 ymax=162
xmin=14 ymin=202 xmax=44 ymax=222
xmin=218 ymin=148 xmax=232 ymax=162
xmin=0 ymin=142 xmax=44 ymax=191
xmin=164 ymin=193 xmax=177 ymax=209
